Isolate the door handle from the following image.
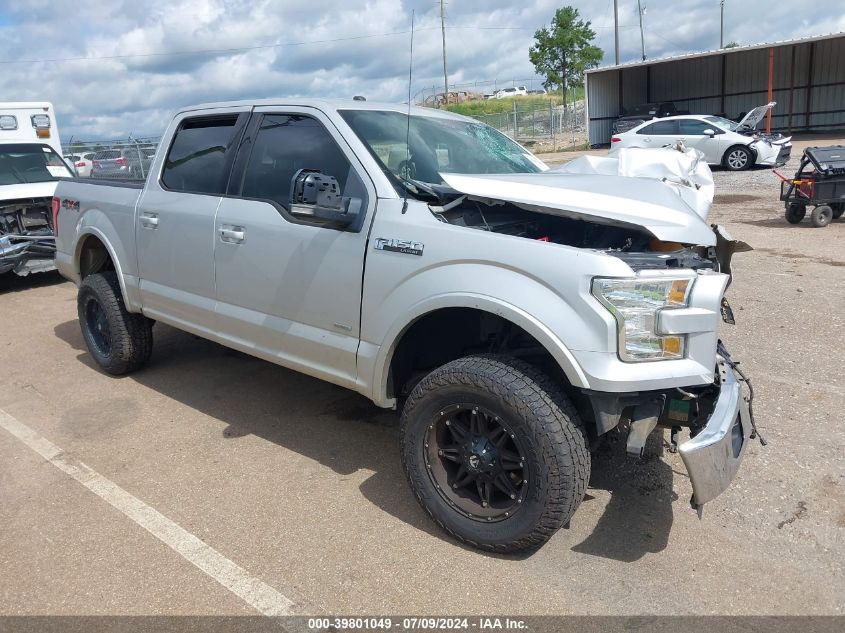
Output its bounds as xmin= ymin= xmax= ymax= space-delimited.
xmin=219 ymin=225 xmax=245 ymax=243
xmin=139 ymin=212 xmax=158 ymax=228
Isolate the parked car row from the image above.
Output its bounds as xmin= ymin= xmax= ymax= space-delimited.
xmin=63 ymin=147 xmax=156 ymax=179
xmin=64 ymin=152 xmax=95 ymax=177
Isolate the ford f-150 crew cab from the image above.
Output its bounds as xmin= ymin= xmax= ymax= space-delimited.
xmin=54 ymin=99 xmax=758 ymax=552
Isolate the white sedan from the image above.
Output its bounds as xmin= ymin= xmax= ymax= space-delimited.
xmin=609 ymin=102 xmax=792 ymax=171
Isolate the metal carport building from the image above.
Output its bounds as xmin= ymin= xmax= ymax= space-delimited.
xmin=584 ymin=32 xmax=845 ymax=146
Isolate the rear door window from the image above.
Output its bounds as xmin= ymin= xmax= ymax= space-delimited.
xmin=161 ymin=115 xmax=241 ymax=195
xmin=678 ymin=119 xmax=715 ymax=135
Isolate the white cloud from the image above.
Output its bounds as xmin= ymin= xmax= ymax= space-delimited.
xmin=0 ymin=0 xmax=841 ymax=138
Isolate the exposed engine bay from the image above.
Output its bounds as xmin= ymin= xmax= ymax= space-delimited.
xmin=433 ymin=197 xmax=719 ymax=271
xmin=433 ymin=146 xmax=753 ymax=273
xmin=0 ymin=197 xmax=56 ymax=276
xmin=743 ymin=130 xmax=788 ymax=142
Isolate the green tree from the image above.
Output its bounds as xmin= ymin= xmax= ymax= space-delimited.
xmin=724 ymin=41 xmax=740 ymax=48
xmin=529 ymin=6 xmax=602 ymax=108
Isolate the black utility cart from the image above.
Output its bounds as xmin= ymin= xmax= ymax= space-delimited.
xmin=779 ymin=145 xmax=845 ymax=227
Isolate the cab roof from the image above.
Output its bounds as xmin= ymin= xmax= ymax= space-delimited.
xmin=175 ymin=98 xmax=473 ymax=122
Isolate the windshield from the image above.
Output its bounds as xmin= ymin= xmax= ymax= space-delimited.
xmin=0 ymin=143 xmax=74 ymax=185
xmin=704 ymin=115 xmax=739 ymax=132
xmin=339 ymin=110 xmax=546 ymax=191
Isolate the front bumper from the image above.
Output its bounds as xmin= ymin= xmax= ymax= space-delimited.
xmin=678 ymin=355 xmax=751 ymax=507
xmin=0 ymin=235 xmax=56 ymax=276
xmin=775 ymin=144 xmax=792 ymax=166
xmin=753 ymin=141 xmax=792 ymax=167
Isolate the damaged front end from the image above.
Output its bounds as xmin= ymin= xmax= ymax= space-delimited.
xmin=435 ymin=147 xmax=749 ymax=276
xmin=435 ymin=147 xmax=759 ymax=513
xmin=0 ymin=197 xmax=56 ymax=276
xmin=590 ymin=342 xmax=761 ymax=515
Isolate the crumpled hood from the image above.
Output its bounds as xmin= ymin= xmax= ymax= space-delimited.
xmin=0 ymin=181 xmax=59 ymax=202
xmin=441 ymin=163 xmax=717 ymax=246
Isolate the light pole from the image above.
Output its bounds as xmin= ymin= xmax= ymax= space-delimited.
xmin=637 ymin=1 xmax=646 ymax=61
xmin=720 ymin=0 xmax=725 ymax=49
xmin=440 ymin=0 xmax=449 ymax=106
xmin=613 ymin=0 xmax=619 ymax=65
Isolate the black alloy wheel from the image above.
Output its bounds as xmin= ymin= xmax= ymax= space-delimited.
xmin=83 ymin=295 xmax=112 ymax=356
xmin=424 ymin=404 xmax=528 ymax=522
xmin=400 ymin=355 xmax=590 ymax=553
xmin=77 ymin=271 xmax=153 ymax=375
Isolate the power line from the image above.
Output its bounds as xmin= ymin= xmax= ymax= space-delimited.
xmin=0 ymin=25 xmax=532 ymax=66
xmin=0 ymin=31 xmax=413 ymax=65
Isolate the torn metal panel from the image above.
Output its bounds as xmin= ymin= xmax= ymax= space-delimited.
xmin=441 ymin=148 xmax=718 ymax=246
xmin=0 ymin=197 xmax=56 ymax=276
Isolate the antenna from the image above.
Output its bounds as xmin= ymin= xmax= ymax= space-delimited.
xmin=402 ymin=9 xmax=414 ymax=213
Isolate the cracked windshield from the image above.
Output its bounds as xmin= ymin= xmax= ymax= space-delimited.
xmin=340 ymin=109 xmax=548 ymax=188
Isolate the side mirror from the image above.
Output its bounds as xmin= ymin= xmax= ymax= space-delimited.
xmin=290 ymin=168 xmax=360 ymax=227
xmin=702 ymin=128 xmax=717 ymax=137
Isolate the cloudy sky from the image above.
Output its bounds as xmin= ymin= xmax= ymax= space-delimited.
xmin=0 ymin=0 xmax=842 ymax=140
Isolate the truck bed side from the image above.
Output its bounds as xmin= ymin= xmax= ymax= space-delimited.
xmin=54 ymin=178 xmax=145 ymax=311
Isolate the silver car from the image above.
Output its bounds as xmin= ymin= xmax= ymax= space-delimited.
xmin=610 ymin=102 xmax=792 ymax=170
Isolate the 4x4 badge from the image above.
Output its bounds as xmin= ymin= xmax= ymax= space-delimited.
xmin=373 ymin=237 xmax=424 ymax=256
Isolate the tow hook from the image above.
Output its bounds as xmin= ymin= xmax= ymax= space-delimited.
xmin=669 ymin=426 xmax=681 ymax=453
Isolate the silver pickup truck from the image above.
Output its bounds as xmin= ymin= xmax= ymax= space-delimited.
xmin=54 ymin=99 xmax=757 ymax=552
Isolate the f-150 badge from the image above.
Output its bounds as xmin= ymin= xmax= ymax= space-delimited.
xmin=373 ymin=238 xmax=424 ymax=256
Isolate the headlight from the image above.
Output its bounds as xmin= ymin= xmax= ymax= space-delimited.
xmin=592 ymin=277 xmax=693 ymax=362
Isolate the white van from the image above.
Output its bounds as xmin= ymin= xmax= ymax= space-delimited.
xmin=0 ymin=102 xmax=72 ymax=275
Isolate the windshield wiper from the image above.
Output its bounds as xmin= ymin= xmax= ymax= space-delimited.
xmin=404 ymin=177 xmax=442 ymax=200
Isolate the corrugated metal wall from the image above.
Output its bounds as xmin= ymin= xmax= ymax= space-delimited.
xmin=587 ymin=35 xmax=845 ymax=145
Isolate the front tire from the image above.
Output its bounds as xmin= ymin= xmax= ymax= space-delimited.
xmin=723 ymin=145 xmax=753 ymax=171
xmin=78 ymin=271 xmax=153 ymax=375
xmin=400 ymin=355 xmax=590 ymax=553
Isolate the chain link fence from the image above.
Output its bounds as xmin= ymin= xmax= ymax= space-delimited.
xmin=62 ymin=137 xmax=160 ymax=179
xmin=470 ymin=100 xmax=587 ymax=150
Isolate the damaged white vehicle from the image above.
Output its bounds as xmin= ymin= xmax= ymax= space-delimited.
xmin=54 ymin=100 xmax=761 ymax=552
xmin=0 ymin=144 xmax=71 ymax=275
xmin=610 ymin=101 xmax=791 ymax=170
xmin=1 ymin=103 xmax=69 ymax=276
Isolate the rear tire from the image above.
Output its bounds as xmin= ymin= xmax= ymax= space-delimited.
xmin=78 ymin=271 xmax=153 ymax=375
xmin=785 ymin=203 xmax=806 ymax=224
xmin=400 ymin=355 xmax=590 ymax=553
xmin=810 ymin=205 xmax=833 ymax=228
xmin=723 ymin=145 xmax=753 ymax=171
